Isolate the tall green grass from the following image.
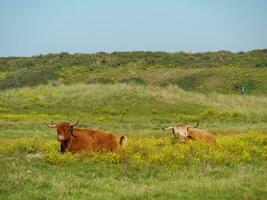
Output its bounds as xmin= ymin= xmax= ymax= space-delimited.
xmin=1 ymin=83 xmax=267 ymax=116
xmin=1 ymin=83 xmax=267 ymax=120
xmin=0 ymin=83 xmax=266 ymax=139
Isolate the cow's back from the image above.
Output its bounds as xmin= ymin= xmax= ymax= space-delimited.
xmin=187 ymin=128 xmax=216 ymax=144
xmin=70 ymin=128 xmax=120 ymax=152
xmin=90 ymin=129 xmax=120 ymax=151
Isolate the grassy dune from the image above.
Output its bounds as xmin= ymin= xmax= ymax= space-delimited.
xmin=0 ymin=83 xmax=266 ymax=199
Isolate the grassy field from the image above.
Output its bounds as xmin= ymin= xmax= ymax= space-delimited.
xmin=0 ymin=133 xmax=266 ymax=200
xmin=0 ymin=83 xmax=266 ymax=199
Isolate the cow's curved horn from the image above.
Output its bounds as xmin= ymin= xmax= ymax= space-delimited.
xmin=45 ymin=121 xmax=56 ymax=128
xmin=194 ymin=121 xmax=199 ymax=128
xmin=187 ymin=121 xmax=199 ymax=129
xmin=70 ymin=120 xmax=79 ymax=127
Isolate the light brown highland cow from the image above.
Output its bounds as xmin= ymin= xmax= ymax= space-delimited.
xmin=162 ymin=122 xmax=216 ymax=145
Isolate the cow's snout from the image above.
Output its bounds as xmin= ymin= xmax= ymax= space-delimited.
xmin=57 ymin=135 xmax=65 ymax=141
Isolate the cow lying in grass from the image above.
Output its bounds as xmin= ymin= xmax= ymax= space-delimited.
xmin=46 ymin=121 xmax=128 ymax=152
xmin=162 ymin=122 xmax=216 ymax=145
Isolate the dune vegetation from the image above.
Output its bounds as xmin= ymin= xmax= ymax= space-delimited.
xmin=1 ymin=50 xmax=267 ymax=95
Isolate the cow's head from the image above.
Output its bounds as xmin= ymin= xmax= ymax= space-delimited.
xmin=46 ymin=121 xmax=79 ymax=142
xmin=162 ymin=121 xmax=199 ymax=137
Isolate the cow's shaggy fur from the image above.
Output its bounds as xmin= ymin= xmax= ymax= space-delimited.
xmin=186 ymin=127 xmax=216 ymax=145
